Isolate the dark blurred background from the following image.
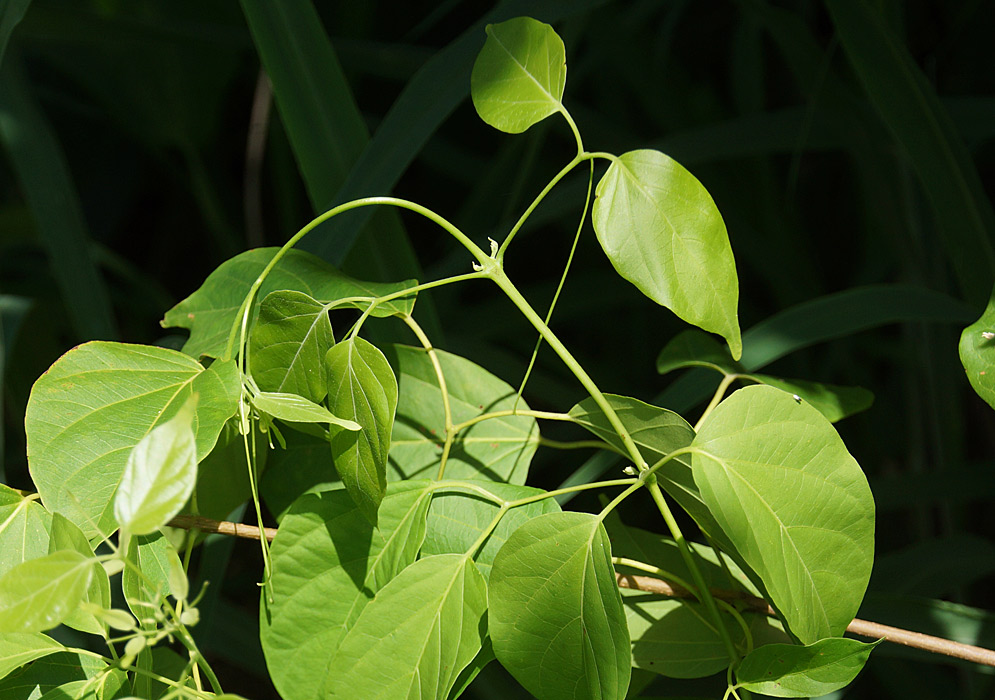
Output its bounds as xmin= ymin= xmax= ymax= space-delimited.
xmin=2 ymin=1 xmax=994 ymax=698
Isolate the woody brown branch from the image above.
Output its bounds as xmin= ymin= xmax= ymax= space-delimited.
xmin=168 ymin=514 xmax=995 ymax=668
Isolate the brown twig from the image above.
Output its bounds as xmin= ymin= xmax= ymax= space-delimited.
xmin=168 ymin=515 xmax=995 ymax=668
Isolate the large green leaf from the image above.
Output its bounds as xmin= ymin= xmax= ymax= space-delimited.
xmin=0 ymin=634 xmax=64 ymax=682
xmin=489 ymin=511 xmax=630 ymax=700
xmin=593 ymin=149 xmax=741 ymax=359
xmin=736 ymin=638 xmax=880 ymax=697
xmin=25 ymin=342 xmax=239 ymax=539
xmin=326 ymin=337 xmax=398 ymax=525
xmin=249 ymin=290 xmax=335 ymax=403
xmin=0 ymin=484 xmax=52 ymax=577
xmin=959 ymin=287 xmax=995 ymax=410
xmin=422 ymin=482 xmax=560 ymax=580
xmin=321 ymin=554 xmax=488 ymax=700
xmin=161 ymin=248 xmax=416 ymax=360
xmin=0 ymin=550 xmax=93 ymax=633
xmin=388 ymin=344 xmax=538 ymax=483
xmin=691 ymin=385 xmax=875 ymax=643
xmin=0 ymin=652 xmax=107 ymax=700
xmin=470 ymin=16 xmax=566 ymax=134
xmin=115 ymin=397 xmax=198 ymax=536
xmin=48 ymin=514 xmax=109 ymax=636
xmin=261 ymin=483 xmax=433 ymax=700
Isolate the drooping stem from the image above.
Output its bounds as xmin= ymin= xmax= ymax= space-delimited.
xmin=401 ymin=314 xmax=455 ymax=480
xmin=694 ymin=373 xmax=738 ymax=431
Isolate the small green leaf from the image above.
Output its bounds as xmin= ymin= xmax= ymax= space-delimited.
xmin=388 ymin=344 xmax=538 ymax=483
xmin=114 ymin=396 xmax=198 ymax=536
xmin=422 ymin=482 xmax=560 ymax=580
xmin=26 ymin=342 xmax=239 ymax=539
xmin=261 ymin=483 xmax=433 ymax=700
xmin=122 ymin=532 xmax=182 ymax=622
xmin=593 ymin=150 xmax=741 ymax=359
xmin=249 ymin=290 xmax=334 ymax=403
xmin=657 ymin=329 xmax=744 ymax=376
xmin=0 ymin=634 xmax=64 ymax=682
xmin=471 ymin=17 xmax=567 ymax=134
xmin=252 ymin=391 xmax=360 ymax=430
xmin=736 ymin=638 xmax=881 ymax=697
xmin=322 ymin=554 xmax=488 ymax=700
xmin=692 ymin=385 xmax=875 ymax=643
xmin=48 ymin=514 xmax=110 ymax=636
xmin=489 ymin=512 xmax=630 ymax=700
xmin=0 ymin=484 xmax=52 ymax=577
xmin=326 ymin=337 xmax=397 ymax=524
xmin=0 ymin=551 xmax=94 ymax=633
xmin=959 ymin=287 xmax=995 ymax=410
xmin=162 ymin=248 xmax=416 ymax=360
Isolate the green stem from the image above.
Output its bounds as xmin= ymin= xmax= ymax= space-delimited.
xmin=598 ymin=481 xmax=644 ymax=518
xmin=487 ymin=269 xmax=647 ymax=471
xmin=497 ymin=153 xmax=584 ymax=259
xmin=645 ymin=478 xmax=742 ymax=670
xmin=559 ymin=106 xmax=585 ymax=157
xmin=465 ymin=503 xmax=510 ymax=558
xmin=611 ymin=556 xmax=695 ymax=594
xmin=401 ymin=315 xmax=455 ymax=480
xmin=694 ymin=373 xmax=738 ymax=431
xmin=505 ymin=478 xmax=638 ymax=509
xmin=451 ymin=408 xmax=572 ymax=434
xmin=537 ymin=436 xmax=619 ymax=453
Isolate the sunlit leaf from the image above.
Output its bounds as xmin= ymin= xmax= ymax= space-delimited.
xmin=388 ymin=344 xmax=538 ymax=483
xmin=0 ymin=551 xmax=94 ymax=633
xmin=261 ymin=483 xmax=433 ymax=700
xmin=252 ymin=390 xmax=360 ymax=430
xmin=471 ymin=16 xmax=566 ymax=134
xmin=422 ymin=482 xmax=560 ymax=580
xmin=0 ymin=651 xmax=108 ymax=699
xmin=489 ymin=511 xmax=630 ymax=700
xmin=25 ymin=342 xmax=239 ymax=539
xmin=753 ymin=374 xmax=873 ymax=423
xmin=0 ymin=634 xmax=64 ymax=682
xmin=322 ymin=554 xmax=488 ymax=700
xmin=593 ymin=149 xmax=741 ymax=359
xmin=162 ymin=248 xmax=416 ymax=360
xmin=326 ymin=337 xmax=397 ymax=524
xmin=122 ymin=532 xmax=182 ymax=621
xmin=0 ymin=485 xmax=52 ymax=577
xmin=692 ymin=385 xmax=875 ymax=643
xmin=959 ymin=287 xmax=995 ymax=410
xmin=115 ymin=396 xmax=198 ymax=536
xmin=736 ymin=638 xmax=881 ymax=697
xmin=48 ymin=514 xmax=109 ymax=636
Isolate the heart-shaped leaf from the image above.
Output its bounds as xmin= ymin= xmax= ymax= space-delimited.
xmin=326 ymin=337 xmax=398 ymax=525
xmin=594 ymin=150 xmax=741 ymax=359
xmin=692 ymin=385 xmax=875 ymax=643
xmin=736 ymin=638 xmax=881 ymax=697
xmin=470 ymin=17 xmax=566 ymax=134
xmin=489 ymin=511 xmax=630 ymax=700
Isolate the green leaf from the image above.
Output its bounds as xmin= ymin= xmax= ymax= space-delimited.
xmin=489 ymin=511 xmax=630 ymax=700
xmin=470 ymin=16 xmax=566 ymax=134
xmin=751 ymin=374 xmax=873 ymax=423
xmin=260 ymin=430 xmax=338 ymax=522
xmin=37 ymin=669 xmax=128 ymax=700
xmin=161 ymin=248 xmax=416 ymax=360
xmin=252 ymin=391 xmax=360 ymax=431
xmin=186 ymin=423 xmax=257 ymax=523
xmin=736 ymin=638 xmax=881 ymax=697
xmin=0 ymin=634 xmax=64 ymax=682
xmin=422 ymin=482 xmax=560 ymax=580
xmin=959 ymin=288 xmax=995 ymax=410
xmin=656 ymin=329 xmax=744 ymax=376
xmin=122 ymin=532 xmax=182 ymax=621
xmin=0 ymin=550 xmax=94 ymax=633
xmin=326 ymin=337 xmax=398 ymax=524
xmin=249 ymin=290 xmax=335 ymax=403
xmin=115 ymin=397 xmax=198 ymax=536
xmin=593 ymin=149 xmax=741 ymax=359
xmin=25 ymin=342 xmax=239 ymax=539
xmin=322 ymin=554 xmax=488 ymax=700
xmin=0 ymin=651 xmax=107 ymax=699
xmin=826 ymin=1 xmax=995 ymax=306
xmin=389 ymin=344 xmax=538 ymax=483
xmin=447 ymin=638 xmax=495 ymax=700
xmin=0 ymin=485 xmax=52 ymax=577
xmin=691 ymin=385 xmax=875 ymax=643
xmin=261 ymin=483 xmax=433 ymax=700
xmin=48 ymin=514 xmax=109 ymax=636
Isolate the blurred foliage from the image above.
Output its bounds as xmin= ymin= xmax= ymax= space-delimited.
xmin=1 ymin=0 xmax=994 ymax=697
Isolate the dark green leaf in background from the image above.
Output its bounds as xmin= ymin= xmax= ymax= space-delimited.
xmin=593 ymin=149 xmax=741 ymax=359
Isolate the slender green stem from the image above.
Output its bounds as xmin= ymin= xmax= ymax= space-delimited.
xmin=400 ymin=315 xmax=455 ymax=480
xmin=487 ymin=269 xmax=647 ymax=471
xmin=537 ymin=436 xmax=619 ymax=453
xmin=695 ymin=373 xmax=738 ymax=431
xmin=559 ymin=106 xmax=585 ymax=157
xmin=505 ymin=478 xmax=638 ymax=509
xmin=597 ymin=481 xmax=644 ymax=518
xmin=514 ymin=160 xmax=595 ymax=409
xmin=465 ymin=503 xmax=510 ymax=558
xmin=497 ymin=153 xmax=584 ymax=259
xmin=127 ymin=663 xmax=214 ymax=699
xmin=645 ymin=478 xmax=742 ymax=669
xmin=431 ymin=480 xmax=507 ymax=506
xmin=451 ymin=407 xmax=572 ymax=434
xmin=611 ymin=556 xmax=695 ymax=594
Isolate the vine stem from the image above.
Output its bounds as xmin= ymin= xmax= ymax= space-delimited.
xmin=695 ymin=373 xmax=738 ymax=431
